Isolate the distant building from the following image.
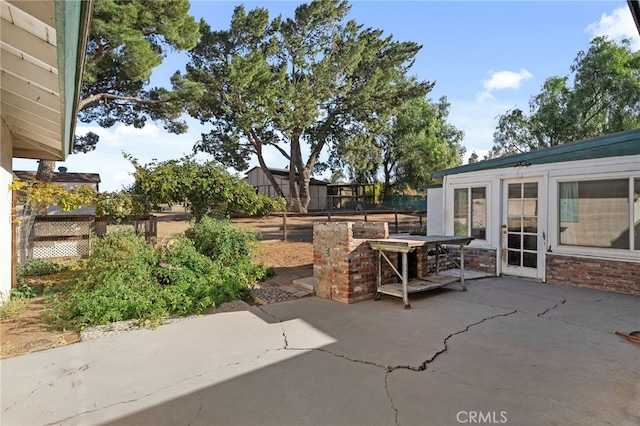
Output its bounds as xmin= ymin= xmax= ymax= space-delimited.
xmin=14 ymin=167 xmax=101 ymax=191
xmin=245 ymin=167 xmax=328 ymax=211
xmin=13 ymin=168 xmax=101 ymax=215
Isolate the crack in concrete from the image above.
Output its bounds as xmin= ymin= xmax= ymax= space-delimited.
xmin=43 ymin=370 xmax=221 ymax=425
xmin=384 ymin=371 xmax=400 ymax=426
xmin=187 ymin=390 xmax=204 ymax=426
xmin=260 ymin=307 xmax=519 ymax=426
xmin=389 ymin=310 xmax=519 ymax=373
xmin=537 ymin=299 xmax=566 ymax=317
xmin=4 ymin=352 xmax=120 ymax=415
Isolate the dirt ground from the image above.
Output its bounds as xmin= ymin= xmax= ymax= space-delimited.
xmin=1 ymin=218 xmax=313 ymax=359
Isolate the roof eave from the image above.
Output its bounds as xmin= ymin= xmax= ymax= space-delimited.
xmin=56 ymin=0 xmax=93 ymax=158
xmin=629 ymin=0 xmax=640 ymax=34
xmin=432 ymin=129 xmax=640 ymax=179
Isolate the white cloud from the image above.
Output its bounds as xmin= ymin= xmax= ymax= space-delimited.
xmin=586 ymin=6 xmax=640 ymax=50
xmin=475 ymin=91 xmax=495 ymax=103
xmin=475 ymin=69 xmax=533 ymax=104
xmin=483 ymin=69 xmax=533 ymax=91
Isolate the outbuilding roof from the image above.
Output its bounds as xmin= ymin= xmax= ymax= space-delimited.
xmin=432 ymin=128 xmax=640 ymax=179
xmin=246 ymin=166 xmax=329 ymax=185
xmin=13 ymin=170 xmax=101 ymax=184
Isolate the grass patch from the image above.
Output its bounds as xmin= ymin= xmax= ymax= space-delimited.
xmin=0 ymin=298 xmax=29 ymax=320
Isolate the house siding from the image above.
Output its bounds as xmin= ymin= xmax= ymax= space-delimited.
xmin=1 ymin=121 xmax=14 ymax=299
xmin=438 ymin=142 xmax=639 ymax=294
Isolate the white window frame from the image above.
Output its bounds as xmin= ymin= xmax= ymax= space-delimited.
xmin=447 ymin=182 xmax=492 ymax=248
xmin=549 ymin=170 xmax=640 ymax=262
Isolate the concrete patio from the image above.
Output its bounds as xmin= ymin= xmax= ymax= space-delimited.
xmin=1 ymin=277 xmax=638 ymax=425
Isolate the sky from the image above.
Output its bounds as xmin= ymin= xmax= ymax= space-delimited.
xmin=14 ymin=0 xmax=640 ymax=192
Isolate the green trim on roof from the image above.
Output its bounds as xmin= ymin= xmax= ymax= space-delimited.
xmin=629 ymin=0 xmax=640 ymax=34
xmin=55 ymin=0 xmax=92 ymax=158
xmin=432 ymin=129 xmax=640 ymax=179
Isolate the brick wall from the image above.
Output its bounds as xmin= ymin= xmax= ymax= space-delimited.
xmin=447 ymin=246 xmax=497 ymax=274
xmin=546 ymin=253 xmax=640 ymax=295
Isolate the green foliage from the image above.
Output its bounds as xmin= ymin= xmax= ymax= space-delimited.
xmin=11 ymin=284 xmax=39 ymax=299
xmin=95 ymin=192 xmax=150 ymax=222
xmin=176 ymin=0 xmax=431 ymax=212
xmin=333 ymin=96 xmax=463 ymax=193
xmin=76 ymin=0 xmax=200 ymax=152
xmin=185 ymin=217 xmax=259 ymax=264
xmin=18 ymin=259 xmax=60 ymax=278
xmin=44 ymin=222 xmax=268 ymax=330
xmin=76 ymin=229 xmax=157 ymax=293
xmin=489 ymin=37 xmax=640 ymax=158
xmin=127 ymin=155 xmax=285 ymax=221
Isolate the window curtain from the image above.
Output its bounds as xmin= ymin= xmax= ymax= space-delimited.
xmin=560 ymin=182 xmax=579 ymax=222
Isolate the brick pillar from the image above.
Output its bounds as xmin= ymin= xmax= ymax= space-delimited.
xmin=313 ymin=222 xmax=391 ymax=304
xmin=313 ymin=222 xmax=353 ymax=301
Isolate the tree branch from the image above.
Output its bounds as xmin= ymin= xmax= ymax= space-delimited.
xmin=78 ymin=93 xmax=173 ymax=112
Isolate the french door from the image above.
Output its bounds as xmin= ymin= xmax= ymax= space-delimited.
xmin=502 ymin=179 xmax=543 ymax=279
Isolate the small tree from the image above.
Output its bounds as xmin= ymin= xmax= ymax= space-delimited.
xmin=127 ymin=156 xmax=286 ymax=222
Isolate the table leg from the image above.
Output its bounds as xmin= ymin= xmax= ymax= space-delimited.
xmin=402 ymin=251 xmax=410 ymax=308
xmin=460 ymin=244 xmax=467 ymax=291
xmin=375 ymin=250 xmax=382 ymax=300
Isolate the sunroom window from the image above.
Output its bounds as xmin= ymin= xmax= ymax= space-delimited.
xmin=559 ymin=178 xmax=634 ymax=249
xmin=454 ymin=187 xmax=486 ymax=240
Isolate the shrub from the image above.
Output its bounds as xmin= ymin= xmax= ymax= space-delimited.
xmin=45 ymin=230 xmax=159 ymax=328
xmin=11 ymin=284 xmax=38 ymax=299
xmin=77 ymin=229 xmax=156 ymax=291
xmin=185 ymin=216 xmax=259 ymax=264
xmin=18 ymin=259 xmax=60 ymax=278
xmin=45 ymin=223 xmax=267 ymax=330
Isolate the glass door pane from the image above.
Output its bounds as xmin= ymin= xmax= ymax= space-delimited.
xmin=506 ymin=182 xmax=538 ymax=269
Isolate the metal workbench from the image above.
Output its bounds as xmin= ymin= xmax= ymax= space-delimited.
xmin=368 ymin=235 xmax=474 ymax=308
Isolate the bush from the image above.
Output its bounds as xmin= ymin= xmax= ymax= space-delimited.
xmin=45 ymin=222 xmax=267 ymax=330
xmin=46 ymin=230 xmax=159 ymax=328
xmin=77 ymin=229 xmax=156 ymax=291
xmin=185 ymin=216 xmax=259 ymax=264
xmin=18 ymin=259 xmax=60 ymax=278
xmin=11 ymin=284 xmax=38 ymax=299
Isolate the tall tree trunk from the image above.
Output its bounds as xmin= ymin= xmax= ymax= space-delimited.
xmin=256 ymin=153 xmax=286 ymax=200
xmin=289 ymin=135 xmax=310 ymax=213
xmin=252 ymin=132 xmax=287 ymax=203
xmin=35 ymin=159 xmax=56 ymax=181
